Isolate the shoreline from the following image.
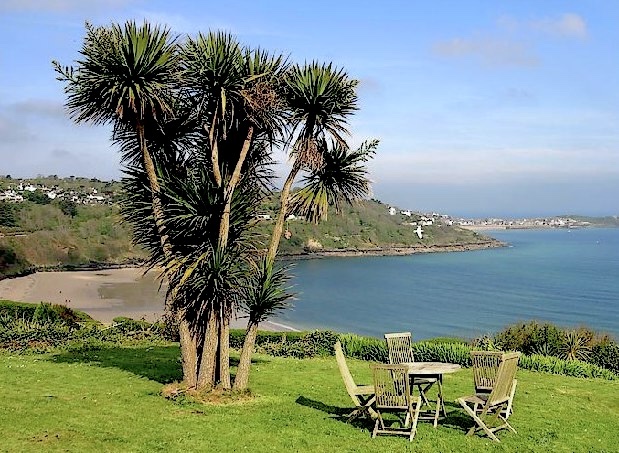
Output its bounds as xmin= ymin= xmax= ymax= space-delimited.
xmin=0 ymin=268 xmax=299 ymax=332
xmin=279 ymin=239 xmax=505 ymax=259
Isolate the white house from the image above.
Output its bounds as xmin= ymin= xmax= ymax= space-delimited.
xmin=400 ymin=210 xmax=412 ymax=217
xmin=388 ymin=207 xmax=397 ymax=216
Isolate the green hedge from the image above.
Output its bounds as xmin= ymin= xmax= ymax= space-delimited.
xmin=0 ymin=300 xmax=96 ymax=324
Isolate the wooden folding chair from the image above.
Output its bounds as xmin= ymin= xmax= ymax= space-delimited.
xmin=384 ymin=332 xmax=437 ymax=408
xmin=471 ymin=350 xmax=518 ymax=418
xmin=457 ymin=352 xmax=521 ymax=442
xmin=371 ymin=364 xmax=422 ymax=441
xmin=334 ymin=341 xmax=376 ymax=421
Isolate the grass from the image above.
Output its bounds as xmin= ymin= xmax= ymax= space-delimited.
xmin=1 ymin=343 xmax=618 ymax=452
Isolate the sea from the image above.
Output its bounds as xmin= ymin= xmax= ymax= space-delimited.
xmin=274 ymin=228 xmax=619 ymax=340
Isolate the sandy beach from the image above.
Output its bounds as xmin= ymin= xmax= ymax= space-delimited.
xmin=0 ymin=268 xmax=297 ymax=331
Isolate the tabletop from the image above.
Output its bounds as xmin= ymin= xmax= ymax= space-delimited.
xmin=402 ymin=362 xmax=461 ymax=375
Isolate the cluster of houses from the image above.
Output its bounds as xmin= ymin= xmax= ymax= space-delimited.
xmin=454 ymin=217 xmax=592 ymax=229
xmin=385 ymin=206 xmax=593 ymax=230
xmin=387 ymin=206 xmax=451 ymax=227
xmin=0 ymin=182 xmax=111 ymax=204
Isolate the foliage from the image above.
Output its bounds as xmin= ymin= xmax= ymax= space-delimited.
xmin=0 ymin=245 xmax=31 ymax=278
xmin=32 ymin=303 xmax=60 ymax=324
xmin=0 ymin=201 xmax=18 ymax=227
xmin=591 ymin=341 xmax=619 ymax=374
xmin=560 ymin=330 xmax=591 ymax=361
xmin=519 ymin=354 xmax=615 ymax=380
xmin=24 ymin=191 xmax=51 ymax=205
xmin=57 ymin=199 xmax=78 ymax=217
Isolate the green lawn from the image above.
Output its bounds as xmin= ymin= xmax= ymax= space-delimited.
xmin=1 ymin=344 xmax=618 ymax=452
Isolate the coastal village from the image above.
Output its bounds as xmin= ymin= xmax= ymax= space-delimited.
xmin=0 ymin=178 xmax=115 ymax=205
xmin=0 ymin=177 xmax=605 ymax=230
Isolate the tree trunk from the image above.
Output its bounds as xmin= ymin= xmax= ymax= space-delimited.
xmin=219 ymin=125 xmax=254 ymax=248
xmin=136 ymin=120 xmax=172 ymax=258
xmin=197 ymin=309 xmax=219 ymax=389
xmin=178 ymin=313 xmax=198 ymax=388
xmin=233 ymin=321 xmax=258 ymax=391
xmin=266 ymin=165 xmax=299 ymax=261
xmin=218 ymin=311 xmax=231 ymax=389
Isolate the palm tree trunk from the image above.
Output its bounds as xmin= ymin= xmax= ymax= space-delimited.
xmin=218 ymin=125 xmax=254 ymax=248
xmin=197 ymin=308 xmax=219 ymax=389
xmin=218 ymin=310 xmax=231 ymax=389
xmin=233 ymin=320 xmax=258 ymax=391
xmin=178 ymin=312 xmax=198 ymax=387
xmin=136 ymin=119 xmax=172 ymax=258
xmin=266 ymin=165 xmax=299 ymax=261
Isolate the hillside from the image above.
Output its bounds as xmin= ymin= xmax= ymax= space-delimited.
xmin=255 ymin=198 xmax=498 ymax=256
xmin=0 ymin=177 xmax=500 ymax=277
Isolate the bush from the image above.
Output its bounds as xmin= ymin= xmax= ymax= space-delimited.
xmin=591 ymin=341 xmax=619 ymax=374
xmin=519 ymin=354 xmax=615 ymax=380
xmin=33 ymin=303 xmax=60 ymax=324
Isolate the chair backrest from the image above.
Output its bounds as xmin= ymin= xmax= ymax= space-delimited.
xmin=384 ymin=332 xmax=414 ymax=364
xmin=372 ymin=364 xmax=411 ymax=409
xmin=471 ymin=351 xmax=503 ymax=392
xmin=486 ymin=352 xmax=521 ymax=408
xmin=335 ymin=341 xmax=358 ymax=396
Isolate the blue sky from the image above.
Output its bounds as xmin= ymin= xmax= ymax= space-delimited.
xmin=0 ymin=0 xmax=618 ymax=217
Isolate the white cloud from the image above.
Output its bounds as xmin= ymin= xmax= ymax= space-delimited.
xmin=529 ymin=13 xmax=588 ymax=39
xmin=499 ymin=13 xmax=588 ymax=40
xmin=432 ymin=37 xmax=539 ymax=67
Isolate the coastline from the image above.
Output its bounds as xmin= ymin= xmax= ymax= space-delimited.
xmin=0 ymin=240 xmax=503 ymax=332
xmin=0 ymin=268 xmax=299 ymax=332
xmin=279 ymin=239 xmax=505 ymax=259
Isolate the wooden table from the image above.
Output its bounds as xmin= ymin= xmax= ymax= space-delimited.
xmin=402 ymin=362 xmax=462 ymax=427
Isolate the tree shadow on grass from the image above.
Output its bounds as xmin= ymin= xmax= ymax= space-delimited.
xmin=295 ymin=396 xmax=374 ymax=430
xmin=51 ymin=344 xmax=183 ymax=384
xmin=50 ymin=345 xmax=272 ymax=384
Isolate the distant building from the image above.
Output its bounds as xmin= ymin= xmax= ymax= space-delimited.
xmin=388 ymin=207 xmax=397 ymax=216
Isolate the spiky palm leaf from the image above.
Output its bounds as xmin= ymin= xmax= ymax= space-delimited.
xmin=54 ymin=21 xmax=179 ymax=126
xmin=284 ymin=62 xmax=358 ymax=170
xmin=239 ymin=258 xmax=294 ymax=324
xmin=291 ymin=139 xmax=377 ymax=223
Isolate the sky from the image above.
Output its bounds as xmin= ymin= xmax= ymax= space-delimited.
xmin=0 ymin=0 xmax=618 ymax=218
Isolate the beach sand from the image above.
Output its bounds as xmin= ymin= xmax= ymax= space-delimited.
xmin=0 ymin=268 xmax=297 ymax=331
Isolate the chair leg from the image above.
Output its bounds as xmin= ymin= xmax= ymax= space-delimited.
xmin=458 ymin=398 xmax=501 ymax=442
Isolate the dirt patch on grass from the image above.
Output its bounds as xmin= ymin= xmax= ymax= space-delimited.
xmin=162 ymin=382 xmax=255 ymax=405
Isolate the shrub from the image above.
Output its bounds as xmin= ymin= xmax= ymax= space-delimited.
xmin=33 ymin=303 xmax=59 ymax=324
xmin=337 ymin=334 xmax=387 ymax=362
xmin=519 ymin=354 xmax=615 ymax=380
xmin=591 ymin=341 xmax=619 ymax=374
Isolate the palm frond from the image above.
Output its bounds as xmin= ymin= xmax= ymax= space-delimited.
xmin=291 ymin=139 xmax=377 ymax=223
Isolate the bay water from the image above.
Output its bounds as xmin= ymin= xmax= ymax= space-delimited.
xmin=276 ymin=228 xmax=619 ymax=340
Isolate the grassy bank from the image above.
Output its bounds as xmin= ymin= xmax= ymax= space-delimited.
xmin=1 ymin=344 xmax=618 ymax=452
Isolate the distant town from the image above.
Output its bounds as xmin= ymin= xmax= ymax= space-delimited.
xmin=0 ymin=178 xmax=118 ymax=205
xmin=383 ymin=205 xmax=617 ymax=230
xmin=0 ymin=177 xmax=615 ymax=229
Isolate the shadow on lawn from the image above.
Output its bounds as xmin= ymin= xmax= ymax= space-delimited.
xmin=51 ymin=345 xmax=184 ymax=384
xmin=50 ymin=345 xmax=272 ymax=384
xmin=295 ymin=396 xmax=374 ymax=430
xmin=296 ymin=395 xmax=472 ymax=433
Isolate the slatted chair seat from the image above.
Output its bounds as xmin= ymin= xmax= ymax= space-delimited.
xmin=335 ymin=341 xmax=377 ymax=421
xmin=371 ymin=364 xmax=422 ymax=442
xmin=457 ymin=352 xmax=521 ymax=443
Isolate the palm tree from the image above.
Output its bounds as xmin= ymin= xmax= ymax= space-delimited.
xmin=233 ymin=258 xmax=293 ymax=390
xmin=53 ymin=21 xmax=179 ymax=256
xmin=267 ymin=62 xmax=358 ymax=261
xmin=180 ymin=33 xmax=288 ymax=388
